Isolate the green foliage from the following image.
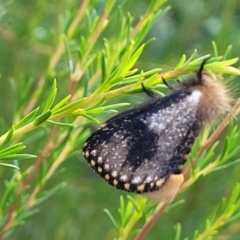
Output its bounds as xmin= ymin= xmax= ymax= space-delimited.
xmin=0 ymin=0 xmax=240 ymax=240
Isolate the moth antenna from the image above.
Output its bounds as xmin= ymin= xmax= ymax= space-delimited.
xmin=141 ymin=83 xmax=156 ymax=98
xmin=196 ymin=57 xmax=211 ymax=82
xmin=162 ymin=77 xmax=174 ymax=90
xmin=176 ymin=79 xmax=181 ymax=84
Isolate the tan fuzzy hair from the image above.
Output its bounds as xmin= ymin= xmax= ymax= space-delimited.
xmin=175 ymin=59 xmax=232 ymax=124
xmin=190 ymin=73 xmax=232 ymax=124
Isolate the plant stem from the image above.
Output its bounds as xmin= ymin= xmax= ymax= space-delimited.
xmin=134 ymin=201 xmax=169 ymax=240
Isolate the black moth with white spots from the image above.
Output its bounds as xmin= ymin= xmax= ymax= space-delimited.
xmin=83 ymin=59 xmax=230 ymax=196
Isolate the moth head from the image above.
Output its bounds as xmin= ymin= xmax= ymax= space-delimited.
xmin=176 ymin=58 xmax=232 ymax=124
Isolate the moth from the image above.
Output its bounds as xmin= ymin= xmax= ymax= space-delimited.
xmin=83 ymin=59 xmax=231 ymax=202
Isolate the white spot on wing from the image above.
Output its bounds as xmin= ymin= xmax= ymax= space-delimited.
xmin=146 ymin=176 xmax=153 ymax=182
xmin=188 ymin=90 xmax=202 ymax=104
xmin=91 ymin=150 xmax=97 ymax=156
xmin=132 ymin=176 xmax=142 ymax=184
xmin=97 ymin=157 xmax=103 ymax=163
xmin=120 ymin=175 xmax=128 ymax=181
xmin=111 ymin=170 xmax=118 ymax=177
xmin=104 ymin=164 xmax=110 ymax=170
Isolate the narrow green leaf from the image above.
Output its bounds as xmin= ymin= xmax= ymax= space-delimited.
xmin=127 ymin=44 xmax=145 ymax=71
xmin=143 ymin=37 xmax=156 ymax=49
xmin=103 ymin=103 xmax=130 ymax=111
xmin=15 ymin=107 xmax=40 ymax=129
xmin=223 ymin=45 xmax=232 ymax=60
xmin=109 ymin=76 xmax=125 ymax=87
xmin=85 ymin=97 xmax=106 ymax=110
xmin=0 ymin=145 xmax=26 ymax=157
xmin=124 ymin=68 xmax=161 ymax=81
xmin=0 ymin=178 xmax=18 ymax=210
xmin=63 ymin=35 xmax=74 ymax=75
xmin=214 ymin=65 xmax=240 ymax=75
xmin=126 ymin=195 xmax=140 ymax=213
xmin=212 ymin=41 xmax=218 ymax=57
xmin=225 ymin=183 xmax=240 ymax=213
xmin=175 ymin=54 xmax=186 ymax=69
xmin=174 ymin=223 xmax=182 ymax=240
xmin=167 ymin=200 xmax=185 ymax=211
xmin=212 ymin=58 xmax=239 ymax=66
xmin=124 ymin=68 xmax=138 ymax=77
xmin=101 ymin=52 xmax=106 ymax=82
xmin=225 ymin=212 xmax=240 ymax=225
xmin=81 ymin=113 xmax=100 ymax=123
xmin=198 ymin=141 xmax=219 ymax=169
xmin=148 ymin=89 xmax=165 ymax=97
xmin=104 ymin=208 xmax=119 ymax=229
xmin=144 ymin=73 xmax=165 ymax=86
xmin=52 ymin=95 xmax=71 ymax=112
xmin=0 ymin=154 xmax=37 ymax=160
xmin=17 ymin=209 xmax=39 ymax=222
xmin=212 ymin=159 xmax=240 ymax=172
xmin=227 ymin=145 xmax=240 ymax=160
xmin=112 ymin=45 xmax=136 ymax=79
xmin=34 ymin=111 xmax=52 ymax=126
xmin=0 ymin=126 xmax=14 ymax=150
xmin=184 ymin=49 xmax=198 ymax=64
xmin=53 ymin=98 xmax=83 ymax=115
xmin=188 ymin=54 xmax=212 ymax=67
xmin=0 ymin=163 xmax=20 ymax=169
xmin=84 ymin=108 xmax=104 ymax=115
xmin=47 ymin=120 xmax=74 ymax=128
xmin=42 ymin=79 xmax=57 ymax=113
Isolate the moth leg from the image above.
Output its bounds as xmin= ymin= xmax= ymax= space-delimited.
xmin=162 ymin=77 xmax=174 ymax=90
xmin=144 ymin=174 xmax=184 ymax=203
xmin=176 ymin=79 xmax=182 ymax=84
xmin=141 ymin=83 xmax=156 ymax=98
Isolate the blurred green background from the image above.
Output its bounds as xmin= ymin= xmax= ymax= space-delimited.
xmin=1 ymin=0 xmax=240 ymax=239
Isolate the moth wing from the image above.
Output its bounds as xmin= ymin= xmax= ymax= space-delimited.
xmin=83 ymin=90 xmax=201 ymax=193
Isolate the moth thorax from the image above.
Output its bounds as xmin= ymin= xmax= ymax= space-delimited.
xmin=193 ymin=73 xmax=231 ymax=124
